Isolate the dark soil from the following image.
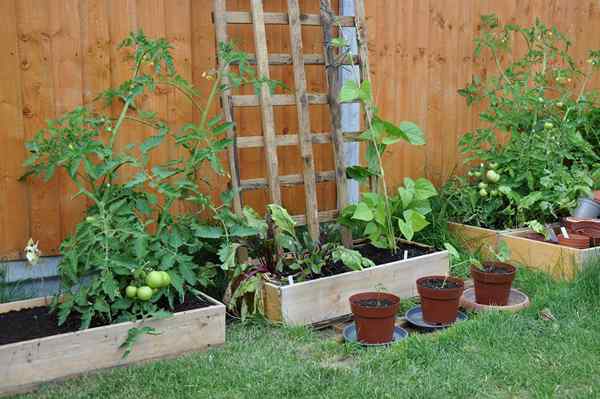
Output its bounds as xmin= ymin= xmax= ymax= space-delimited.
xmin=481 ymin=265 xmax=513 ymax=274
xmin=419 ymin=277 xmax=461 ymax=290
xmin=0 ymin=295 xmax=212 ymax=346
xmin=356 ymin=242 xmax=433 ymax=266
xmin=355 ymin=298 xmax=394 ymax=308
xmin=304 ymin=242 xmax=433 ymax=282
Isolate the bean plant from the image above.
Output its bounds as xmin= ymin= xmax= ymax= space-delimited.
xmin=330 ymin=25 xmax=437 ymax=252
xmin=444 ymin=15 xmax=600 ymax=230
xmin=21 ymin=32 xmax=265 ymax=329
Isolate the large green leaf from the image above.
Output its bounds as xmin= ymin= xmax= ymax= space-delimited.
xmin=352 ymin=202 xmax=374 ymax=222
xmin=412 ymin=177 xmax=437 ymax=200
xmin=267 ymin=204 xmax=296 ymax=237
xmin=397 ymin=218 xmax=414 ymax=241
xmin=339 ymin=80 xmax=360 ymax=102
xmin=403 ymin=209 xmax=430 ymax=233
xmin=399 ymin=121 xmax=426 ymax=145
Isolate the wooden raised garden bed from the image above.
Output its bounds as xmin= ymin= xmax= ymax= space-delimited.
xmin=500 ymin=230 xmax=600 ymax=280
xmin=448 ymin=222 xmax=526 ymax=260
xmin=0 ymin=293 xmax=225 ymax=397
xmin=261 ymin=241 xmax=449 ymax=326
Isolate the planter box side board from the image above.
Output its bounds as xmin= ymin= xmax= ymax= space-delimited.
xmin=0 ymin=294 xmax=225 ymax=397
xmin=500 ymin=232 xmax=600 ymax=280
xmin=266 ymin=251 xmax=449 ymax=326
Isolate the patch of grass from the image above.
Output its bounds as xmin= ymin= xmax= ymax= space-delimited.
xmin=13 ymin=262 xmax=600 ymax=399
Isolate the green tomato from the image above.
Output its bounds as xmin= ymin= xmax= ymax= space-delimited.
xmin=490 ymin=189 xmax=499 ymax=196
xmin=85 ymin=216 xmax=96 ymax=223
xmin=146 ymin=271 xmax=164 ymax=289
xmin=137 ymin=286 xmax=153 ymax=301
xmin=479 ymin=188 xmax=488 ymax=197
xmin=544 ymin=121 xmax=554 ymax=130
xmin=489 ymin=162 xmax=499 ymax=170
xmin=478 ymin=182 xmax=488 ymax=189
xmin=473 ymin=171 xmax=482 ymax=178
xmin=486 ymin=170 xmax=500 ymax=183
xmin=125 ymin=286 xmax=138 ymax=299
xmin=160 ymin=271 xmax=171 ymax=287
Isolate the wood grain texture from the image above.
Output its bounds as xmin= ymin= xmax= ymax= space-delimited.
xmin=263 ymin=248 xmax=449 ymax=325
xmin=500 ymin=231 xmax=600 ymax=280
xmin=287 ymin=0 xmax=320 ymax=240
xmin=3 ymin=1 xmax=600 ymax=259
xmin=249 ymin=0 xmax=282 ymax=205
xmin=0 ymin=293 xmax=225 ymax=397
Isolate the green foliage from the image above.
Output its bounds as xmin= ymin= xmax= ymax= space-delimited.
xmin=332 ymin=26 xmax=434 ymax=252
xmin=445 ymin=16 xmax=600 ymax=230
xmin=339 ymin=178 xmax=437 ymax=247
xmin=208 ymin=204 xmax=374 ymax=319
xmin=21 ymin=32 xmax=264 ymax=328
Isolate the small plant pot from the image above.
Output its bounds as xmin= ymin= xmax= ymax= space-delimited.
xmin=471 ymin=262 xmax=516 ymax=306
xmin=349 ymin=292 xmax=400 ymax=344
xmin=557 ymin=233 xmax=590 ymax=249
xmin=416 ymin=276 xmax=464 ymax=325
xmin=572 ymin=198 xmax=600 ymax=219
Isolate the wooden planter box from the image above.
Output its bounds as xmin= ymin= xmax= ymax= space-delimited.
xmin=500 ymin=230 xmax=600 ymax=280
xmin=0 ymin=293 xmax=225 ymax=397
xmin=261 ymin=242 xmax=449 ymax=326
xmin=448 ymin=222 xmax=526 ymax=260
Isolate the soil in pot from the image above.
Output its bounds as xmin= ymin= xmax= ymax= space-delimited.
xmin=356 ymin=242 xmax=433 ymax=266
xmin=0 ymin=295 xmax=212 ymax=346
xmin=349 ymin=292 xmax=400 ymax=344
xmin=471 ymin=262 xmax=516 ymax=306
xmin=557 ymin=233 xmax=590 ymax=249
xmin=416 ymin=276 xmax=464 ymax=325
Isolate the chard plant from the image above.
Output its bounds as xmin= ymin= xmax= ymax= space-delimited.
xmin=444 ymin=15 xmax=600 ymax=230
xmin=207 ymin=203 xmax=374 ymax=318
xmin=330 ymin=26 xmax=436 ymax=252
xmin=21 ymin=32 xmax=264 ymax=329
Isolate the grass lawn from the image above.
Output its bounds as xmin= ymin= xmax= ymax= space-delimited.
xmin=13 ymin=264 xmax=600 ymax=399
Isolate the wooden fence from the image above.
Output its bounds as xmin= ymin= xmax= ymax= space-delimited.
xmin=1 ymin=0 xmax=600 ymax=260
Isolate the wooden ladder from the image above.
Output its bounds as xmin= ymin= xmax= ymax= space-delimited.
xmin=212 ymin=0 xmax=370 ymax=245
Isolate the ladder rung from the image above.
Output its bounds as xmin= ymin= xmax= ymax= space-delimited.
xmin=240 ymin=170 xmax=335 ymax=190
xmin=231 ymin=93 xmax=328 ymax=107
xmin=236 ymin=131 xmax=361 ymax=148
xmin=232 ymin=53 xmax=359 ymax=66
xmin=224 ymin=11 xmax=355 ymax=27
xmin=292 ymin=209 xmax=339 ymax=225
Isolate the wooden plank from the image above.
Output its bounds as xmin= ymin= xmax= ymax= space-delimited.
xmin=287 ymin=0 xmax=319 ymax=240
xmin=231 ymin=93 xmax=328 ymax=107
xmin=0 ymin=0 xmax=29 ymax=259
xmin=250 ymin=0 xmax=281 ymax=205
xmin=213 ymin=0 xmax=242 ymax=214
xmin=165 ymin=0 xmax=193 ymax=215
xmin=500 ymin=231 xmax=600 ymax=280
xmin=265 ymin=249 xmax=449 ymax=325
xmin=50 ymin=0 xmax=88 ymax=241
xmin=235 ymin=52 xmax=358 ymax=65
xmin=320 ymin=0 xmax=352 ymax=247
xmin=15 ymin=0 xmax=63 ymax=256
xmin=225 ymin=11 xmax=355 ymax=26
xmin=0 ymin=293 xmax=225 ymax=397
xmin=291 ymin=209 xmax=338 ymax=225
xmin=81 ymin=0 xmax=111 ymax=109
xmin=236 ymin=131 xmax=360 ymax=148
xmin=240 ymin=170 xmax=335 ymax=191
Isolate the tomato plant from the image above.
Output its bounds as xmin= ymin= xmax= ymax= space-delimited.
xmin=444 ymin=15 xmax=600 ymax=230
xmin=21 ymin=32 xmax=270 ymax=328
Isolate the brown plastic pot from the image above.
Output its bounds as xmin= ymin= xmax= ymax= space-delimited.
xmin=557 ymin=233 xmax=590 ymax=249
xmin=416 ymin=276 xmax=464 ymax=325
xmin=471 ymin=262 xmax=516 ymax=306
xmin=349 ymin=292 xmax=400 ymax=344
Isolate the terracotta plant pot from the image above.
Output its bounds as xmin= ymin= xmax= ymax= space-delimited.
xmin=471 ymin=262 xmax=516 ymax=306
xmin=416 ymin=276 xmax=464 ymax=325
xmin=349 ymin=292 xmax=400 ymax=344
xmin=557 ymin=233 xmax=590 ymax=249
